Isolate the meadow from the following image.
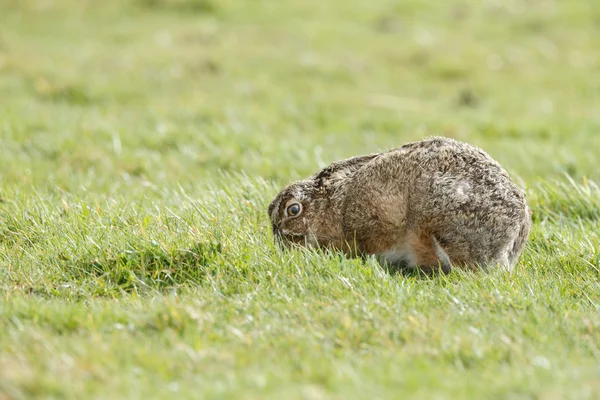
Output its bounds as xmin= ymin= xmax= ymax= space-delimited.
xmin=1 ymin=0 xmax=600 ymax=398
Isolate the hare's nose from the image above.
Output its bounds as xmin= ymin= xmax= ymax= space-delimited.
xmin=272 ymin=224 xmax=281 ymax=237
xmin=272 ymin=227 xmax=287 ymax=249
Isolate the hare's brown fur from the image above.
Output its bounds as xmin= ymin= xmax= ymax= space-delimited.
xmin=268 ymin=137 xmax=531 ymax=272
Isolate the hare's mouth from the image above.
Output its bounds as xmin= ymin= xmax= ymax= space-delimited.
xmin=282 ymin=233 xmax=306 ymax=246
xmin=278 ymin=233 xmax=324 ymax=250
xmin=273 ymin=228 xmax=307 ymax=248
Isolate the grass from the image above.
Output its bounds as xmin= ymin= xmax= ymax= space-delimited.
xmin=1 ymin=0 xmax=600 ymax=398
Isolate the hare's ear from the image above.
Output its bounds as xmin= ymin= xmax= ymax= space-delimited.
xmin=314 ymin=154 xmax=379 ymax=188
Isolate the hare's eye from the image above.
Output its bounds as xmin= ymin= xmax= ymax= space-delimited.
xmin=286 ymin=203 xmax=302 ymax=217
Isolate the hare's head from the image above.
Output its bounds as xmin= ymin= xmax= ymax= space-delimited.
xmin=268 ymin=154 xmax=379 ymax=250
xmin=267 ymin=179 xmax=324 ymax=248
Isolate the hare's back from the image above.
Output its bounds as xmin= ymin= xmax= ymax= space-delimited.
xmin=399 ymin=138 xmax=528 ymax=266
xmin=340 ymin=137 xmax=529 ymax=269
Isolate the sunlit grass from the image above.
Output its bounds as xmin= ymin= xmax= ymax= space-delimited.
xmin=1 ymin=0 xmax=600 ymax=398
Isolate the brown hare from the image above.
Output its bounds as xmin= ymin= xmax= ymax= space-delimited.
xmin=268 ymin=137 xmax=531 ymax=273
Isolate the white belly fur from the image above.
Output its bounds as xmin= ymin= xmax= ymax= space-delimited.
xmin=378 ymin=245 xmax=418 ymax=269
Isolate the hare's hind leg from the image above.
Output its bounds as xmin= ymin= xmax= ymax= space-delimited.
xmin=402 ymin=231 xmax=452 ymax=274
xmin=431 ymin=236 xmax=452 ymax=274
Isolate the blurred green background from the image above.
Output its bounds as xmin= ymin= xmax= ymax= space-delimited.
xmin=1 ymin=0 xmax=599 ymax=193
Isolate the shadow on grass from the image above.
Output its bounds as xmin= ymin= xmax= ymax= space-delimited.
xmin=32 ymin=83 xmax=99 ymax=106
xmin=137 ymin=0 xmax=216 ymax=14
xmin=382 ymin=264 xmax=452 ymax=279
xmin=82 ymin=241 xmax=222 ymax=291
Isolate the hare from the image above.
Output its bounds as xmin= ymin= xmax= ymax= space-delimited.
xmin=268 ymin=137 xmax=531 ymax=273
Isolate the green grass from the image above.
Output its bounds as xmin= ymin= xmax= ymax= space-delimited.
xmin=1 ymin=0 xmax=600 ymax=398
